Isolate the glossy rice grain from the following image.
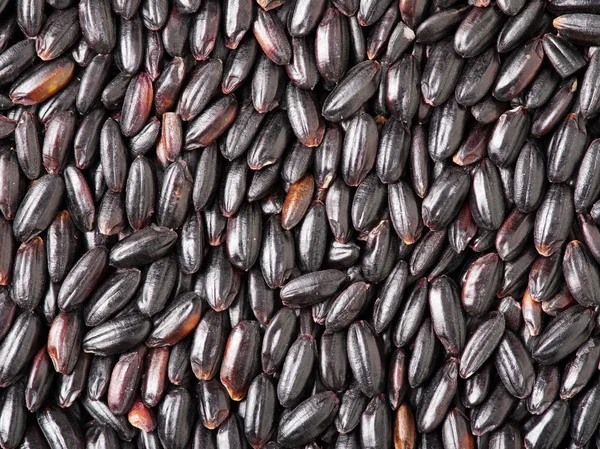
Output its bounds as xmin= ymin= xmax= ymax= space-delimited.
xmin=493 ymin=39 xmax=544 ymax=101
xmin=534 ymin=184 xmax=574 ymax=257
xmin=220 ymin=320 xmax=261 ymax=401
xmin=422 ymin=166 xmax=471 ymax=230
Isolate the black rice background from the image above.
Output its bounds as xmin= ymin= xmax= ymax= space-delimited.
xmin=1 ymin=0 xmax=600 ymax=448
